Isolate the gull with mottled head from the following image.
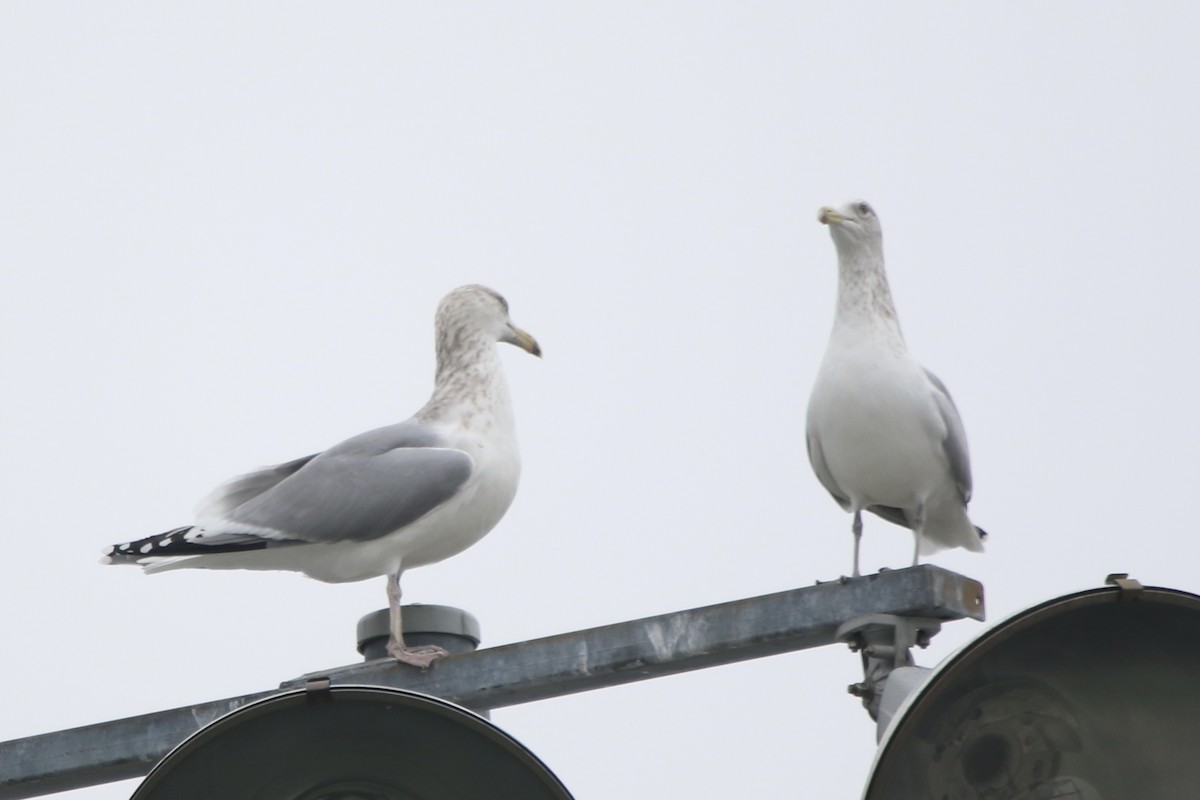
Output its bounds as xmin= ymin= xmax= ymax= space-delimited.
xmin=103 ymin=284 xmax=541 ymax=667
xmin=806 ymin=201 xmax=985 ymax=577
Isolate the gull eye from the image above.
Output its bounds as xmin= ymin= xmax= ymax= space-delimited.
xmin=856 ymin=202 xmax=872 ymax=216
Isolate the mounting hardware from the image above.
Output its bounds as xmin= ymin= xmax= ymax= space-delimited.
xmin=836 ymin=614 xmax=943 ymax=721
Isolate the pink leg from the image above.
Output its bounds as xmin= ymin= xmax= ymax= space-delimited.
xmin=385 ymin=571 xmax=449 ymax=669
xmin=851 ymin=510 xmax=863 ymax=578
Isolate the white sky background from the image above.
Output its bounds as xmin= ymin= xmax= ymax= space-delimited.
xmin=2 ymin=3 xmax=1199 ymax=797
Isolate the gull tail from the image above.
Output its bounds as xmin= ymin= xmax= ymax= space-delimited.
xmin=957 ymin=523 xmax=988 ymax=553
xmin=918 ymin=510 xmax=987 ymax=555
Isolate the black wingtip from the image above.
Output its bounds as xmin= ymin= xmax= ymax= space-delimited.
xmin=100 ymin=525 xmax=268 ymax=564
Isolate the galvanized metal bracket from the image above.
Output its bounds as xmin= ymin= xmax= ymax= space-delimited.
xmin=0 ymin=565 xmax=984 ymax=799
xmin=836 ymin=614 xmax=943 ymax=721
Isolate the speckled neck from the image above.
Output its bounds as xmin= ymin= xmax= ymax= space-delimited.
xmin=832 ymin=244 xmax=905 ymax=345
xmin=416 ymin=327 xmax=515 ymax=432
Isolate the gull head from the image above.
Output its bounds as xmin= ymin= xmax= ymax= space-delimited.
xmin=818 ymin=200 xmax=883 ymax=254
xmin=438 ymin=284 xmax=542 ymax=357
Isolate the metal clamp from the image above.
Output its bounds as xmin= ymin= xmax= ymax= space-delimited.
xmin=1105 ymin=573 xmax=1144 ymax=600
xmin=304 ymin=677 xmax=333 ymax=703
xmin=836 ymin=614 xmax=942 ymax=721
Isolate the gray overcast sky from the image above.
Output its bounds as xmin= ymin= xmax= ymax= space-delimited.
xmin=3 ymin=3 xmax=1199 ymax=797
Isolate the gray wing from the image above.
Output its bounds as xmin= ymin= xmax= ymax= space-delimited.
xmin=806 ymin=429 xmax=851 ymax=512
xmin=195 ymin=454 xmax=319 ymax=520
xmin=923 ymin=367 xmax=973 ymax=503
xmin=218 ymin=421 xmax=475 ymax=544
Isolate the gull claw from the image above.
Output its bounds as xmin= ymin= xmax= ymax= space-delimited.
xmin=387 ymin=641 xmax=450 ymax=670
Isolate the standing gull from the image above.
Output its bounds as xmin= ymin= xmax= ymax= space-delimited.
xmin=806 ymin=201 xmax=985 ymax=577
xmin=103 ymin=284 xmax=541 ymax=667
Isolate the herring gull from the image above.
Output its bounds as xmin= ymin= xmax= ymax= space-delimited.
xmin=103 ymin=284 xmax=541 ymax=667
xmin=806 ymin=201 xmax=985 ymax=577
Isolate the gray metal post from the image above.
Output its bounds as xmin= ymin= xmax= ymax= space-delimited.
xmin=0 ymin=565 xmax=983 ymax=799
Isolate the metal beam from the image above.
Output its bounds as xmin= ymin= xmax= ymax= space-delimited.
xmin=0 ymin=565 xmax=983 ymax=799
